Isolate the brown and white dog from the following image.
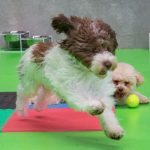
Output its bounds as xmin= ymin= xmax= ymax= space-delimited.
xmin=113 ymin=62 xmax=149 ymax=105
xmin=16 ymin=14 xmax=124 ymax=140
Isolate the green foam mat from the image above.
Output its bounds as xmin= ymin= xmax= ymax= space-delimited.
xmin=0 ymin=109 xmax=14 ymax=131
xmin=0 ymin=129 xmax=149 ymax=150
xmin=0 ymin=51 xmax=21 ymax=92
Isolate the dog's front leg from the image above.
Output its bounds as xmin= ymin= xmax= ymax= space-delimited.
xmin=133 ymin=91 xmax=149 ymax=104
xmin=98 ymin=108 xmax=124 ymax=140
xmin=74 ymin=100 xmax=105 ymax=115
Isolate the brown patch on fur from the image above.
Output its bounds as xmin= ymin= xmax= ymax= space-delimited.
xmin=32 ymin=42 xmax=53 ymax=64
xmin=52 ymin=14 xmax=74 ymax=34
xmin=53 ymin=16 xmax=118 ymax=67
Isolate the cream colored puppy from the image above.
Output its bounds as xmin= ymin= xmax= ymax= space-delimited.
xmin=112 ymin=62 xmax=149 ymax=105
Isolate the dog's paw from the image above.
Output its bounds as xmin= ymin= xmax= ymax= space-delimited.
xmin=85 ymin=101 xmax=105 ymax=115
xmin=140 ymin=97 xmax=150 ymax=104
xmin=34 ymin=100 xmax=48 ymax=111
xmin=105 ymin=126 xmax=124 ymax=140
xmin=16 ymin=109 xmax=27 ymax=117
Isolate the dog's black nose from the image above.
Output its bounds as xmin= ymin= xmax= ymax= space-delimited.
xmin=103 ymin=61 xmax=112 ymax=69
xmin=118 ymin=87 xmax=124 ymax=92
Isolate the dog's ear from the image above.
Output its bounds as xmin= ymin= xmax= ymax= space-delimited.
xmin=135 ymin=72 xmax=144 ymax=86
xmin=51 ymin=14 xmax=74 ymax=34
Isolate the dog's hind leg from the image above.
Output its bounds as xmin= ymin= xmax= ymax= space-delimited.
xmin=34 ymin=86 xmax=61 ymax=111
xmin=133 ymin=91 xmax=149 ymax=104
xmin=33 ymin=85 xmax=49 ymax=111
xmin=16 ymin=84 xmax=31 ymax=116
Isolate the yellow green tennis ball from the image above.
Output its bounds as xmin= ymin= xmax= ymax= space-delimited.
xmin=126 ymin=94 xmax=140 ymax=108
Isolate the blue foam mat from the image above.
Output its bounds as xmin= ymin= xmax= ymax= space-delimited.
xmin=29 ymin=103 xmax=69 ymax=109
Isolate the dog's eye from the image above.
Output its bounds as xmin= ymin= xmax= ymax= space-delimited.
xmin=113 ymin=80 xmax=119 ymax=85
xmin=125 ymin=82 xmax=130 ymax=86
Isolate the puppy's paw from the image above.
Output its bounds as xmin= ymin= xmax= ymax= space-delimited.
xmin=105 ymin=126 xmax=124 ymax=140
xmin=86 ymin=101 xmax=105 ymax=115
xmin=16 ymin=108 xmax=27 ymax=117
xmin=140 ymin=97 xmax=150 ymax=104
xmin=34 ymin=100 xmax=48 ymax=111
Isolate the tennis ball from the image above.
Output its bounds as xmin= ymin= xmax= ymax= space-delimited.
xmin=126 ymin=94 xmax=140 ymax=108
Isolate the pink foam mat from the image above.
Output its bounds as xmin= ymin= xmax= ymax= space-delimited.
xmin=2 ymin=108 xmax=102 ymax=132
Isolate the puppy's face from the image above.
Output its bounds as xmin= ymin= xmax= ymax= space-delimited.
xmin=52 ymin=14 xmax=118 ymax=78
xmin=112 ymin=63 xmax=144 ymax=99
